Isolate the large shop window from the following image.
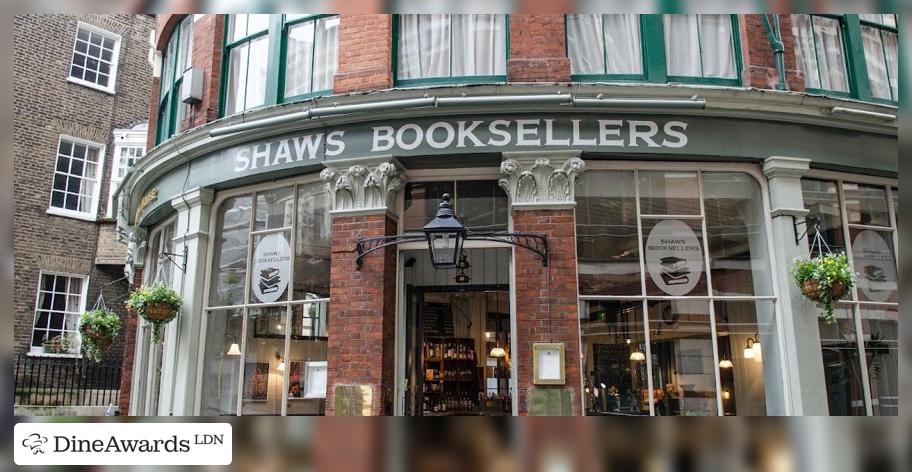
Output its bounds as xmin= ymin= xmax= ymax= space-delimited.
xmin=396 ymin=14 xmax=507 ymax=85
xmin=49 ymin=136 xmax=104 ymax=220
xmin=577 ymin=170 xmax=779 ymax=416
xmin=201 ymin=181 xmax=331 ymax=415
xmin=156 ymin=16 xmax=193 ymax=144
xmin=403 ymin=180 xmax=508 ymax=232
xmin=566 ymin=14 xmax=739 ymax=85
xmin=221 ymin=14 xmax=340 ymax=118
xmin=802 ymin=179 xmax=898 ymax=416
xmin=30 ymin=273 xmax=86 ymax=356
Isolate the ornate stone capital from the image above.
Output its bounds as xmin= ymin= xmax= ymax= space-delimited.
xmin=499 ymin=151 xmax=585 ymax=209
xmin=121 ymin=226 xmax=148 ymax=281
xmin=321 ymin=157 xmax=406 ymax=215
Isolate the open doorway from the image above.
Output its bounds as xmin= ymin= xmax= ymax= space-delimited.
xmin=402 ymin=247 xmax=513 ymax=416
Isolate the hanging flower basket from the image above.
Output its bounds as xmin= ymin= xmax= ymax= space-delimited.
xmin=791 ymin=253 xmax=855 ymax=325
xmin=126 ymin=283 xmax=182 ymax=343
xmin=79 ymin=309 xmax=121 ymax=363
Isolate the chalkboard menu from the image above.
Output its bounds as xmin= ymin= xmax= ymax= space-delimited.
xmin=423 ymin=302 xmax=454 ymax=337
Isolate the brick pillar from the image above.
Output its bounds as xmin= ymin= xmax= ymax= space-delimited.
xmin=500 ymin=151 xmax=585 ymax=415
xmin=333 ymin=14 xmax=393 ymax=94
xmin=118 ymin=227 xmax=147 ymax=415
xmin=321 ymin=159 xmax=405 ymax=415
xmin=507 ymin=15 xmax=571 ymax=82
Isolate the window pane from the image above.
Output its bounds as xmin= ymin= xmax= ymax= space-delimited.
xmin=819 ymin=306 xmax=866 ymax=415
xmin=604 ymin=14 xmax=643 ymax=75
xmin=241 ymin=306 xmax=287 ymax=415
xmin=286 ymin=303 xmax=329 ymax=415
xmin=639 ymin=171 xmax=701 ymax=215
xmin=843 ymin=183 xmax=890 ymax=227
xmin=850 ymin=228 xmax=897 ymax=303
xmin=859 ymin=306 xmax=898 ymax=416
xmin=248 ymin=14 xmax=271 ymax=35
xmin=801 ymin=179 xmax=846 ymax=256
xmin=649 ymin=300 xmax=718 ymax=416
xmin=703 ymin=173 xmax=772 ymax=296
xmin=714 ymin=300 xmax=776 ymax=416
xmin=697 ymin=15 xmax=735 ymax=78
xmin=225 ymin=43 xmax=249 ymax=115
xmin=811 ymin=16 xmax=849 ymax=92
xmin=861 ymin=26 xmax=891 ymax=99
xmin=199 ymin=309 xmax=243 ymax=415
xmin=566 ymin=15 xmax=606 ymax=75
xmin=255 ymin=186 xmax=295 ymax=231
xmin=576 ymin=170 xmax=641 ymax=296
xmin=313 ymin=16 xmax=339 ymax=92
xmin=883 ymin=31 xmax=898 ymax=99
xmin=284 ymin=21 xmax=315 ymax=97
xmin=398 ymin=14 xmax=451 ymax=79
xmin=250 ymin=231 xmax=292 ymax=304
xmin=403 ymin=181 xmax=454 ymax=231
xmin=580 ymin=300 xmax=649 ymax=415
xmin=210 ymin=196 xmax=251 ymax=307
xmin=642 ymin=218 xmax=707 ymax=297
xmin=294 ymin=182 xmax=331 ymax=300
xmin=455 ymin=180 xmax=508 ymax=232
xmin=664 ymin=15 xmax=702 ymax=77
xmin=244 ymin=36 xmax=269 ymax=110
xmin=451 ymin=15 xmax=506 ymax=76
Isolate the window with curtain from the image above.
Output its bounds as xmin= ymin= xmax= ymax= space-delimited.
xmin=663 ymin=15 xmax=738 ymax=81
xmin=283 ymin=15 xmax=340 ymax=100
xmin=576 ymin=169 xmax=780 ymax=416
xmin=801 ymin=178 xmax=898 ymax=416
xmin=858 ymin=14 xmax=898 ymax=101
xmin=224 ymin=14 xmax=271 ymax=116
xmin=791 ymin=15 xmax=850 ymax=93
xmin=396 ymin=14 xmax=507 ymax=84
xmin=202 ymin=180 xmax=331 ymax=415
xmin=156 ymin=16 xmax=193 ymax=144
xmin=566 ymin=14 xmax=643 ymax=78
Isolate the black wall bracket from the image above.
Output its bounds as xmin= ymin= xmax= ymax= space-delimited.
xmin=355 ymin=231 xmax=549 ymax=269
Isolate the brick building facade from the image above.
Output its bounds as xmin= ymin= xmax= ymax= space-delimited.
xmin=13 ymin=14 xmax=155 ymax=412
xmin=114 ymin=14 xmax=896 ymax=416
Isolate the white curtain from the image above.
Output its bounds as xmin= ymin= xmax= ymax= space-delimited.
xmin=398 ymin=14 xmax=450 ymax=79
xmin=398 ymin=14 xmax=504 ymax=79
xmin=452 ymin=14 xmax=505 ymax=76
xmin=812 ymin=16 xmax=849 ymax=92
xmin=664 ymin=14 xmax=735 ymax=79
xmin=245 ymin=36 xmax=269 ymax=109
xmin=225 ymin=43 xmax=248 ymax=115
xmin=791 ymin=15 xmax=821 ymax=89
xmin=862 ymin=26 xmax=896 ymax=100
xmin=566 ymin=14 xmax=605 ymax=75
xmin=313 ymin=16 xmax=339 ymax=92
xmin=604 ymin=14 xmax=642 ymax=74
xmin=884 ymin=31 xmax=898 ymax=99
xmin=284 ymin=21 xmax=315 ymax=97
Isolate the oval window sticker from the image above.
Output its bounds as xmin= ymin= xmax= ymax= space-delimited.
xmin=252 ymin=233 xmax=292 ymax=303
xmin=645 ymin=220 xmax=704 ymax=296
xmin=851 ymin=229 xmax=896 ymax=302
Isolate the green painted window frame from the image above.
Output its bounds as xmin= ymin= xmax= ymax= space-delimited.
xmin=219 ymin=14 xmax=339 ymax=119
xmin=857 ymin=14 xmax=899 ymax=104
xmin=791 ymin=14 xmax=856 ymax=99
xmin=565 ymin=14 xmax=648 ymax=83
xmin=392 ymin=14 xmax=510 ymax=87
xmin=278 ymin=14 xmax=339 ymax=103
xmin=155 ymin=15 xmax=193 ymax=146
xmin=566 ymin=14 xmax=743 ymax=87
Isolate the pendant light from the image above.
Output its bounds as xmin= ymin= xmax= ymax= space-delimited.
xmin=719 ymin=358 xmax=733 ymax=369
xmin=629 ymin=350 xmax=646 ymax=362
xmin=489 ymin=290 xmax=506 ymax=358
xmin=227 ymin=343 xmax=241 ymax=356
xmin=489 ymin=346 xmax=506 ymax=358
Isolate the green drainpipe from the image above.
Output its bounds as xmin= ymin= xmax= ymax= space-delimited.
xmin=762 ymin=14 xmax=788 ymax=91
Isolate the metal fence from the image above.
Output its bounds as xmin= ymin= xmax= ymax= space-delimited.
xmin=14 ymin=354 xmax=121 ymax=407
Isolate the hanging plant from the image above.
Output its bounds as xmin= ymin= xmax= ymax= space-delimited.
xmin=126 ymin=283 xmax=182 ymax=343
xmin=79 ymin=309 xmax=121 ymax=362
xmin=791 ymin=253 xmax=855 ymax=324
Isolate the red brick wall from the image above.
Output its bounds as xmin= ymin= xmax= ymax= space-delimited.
xmin=325 ymin=213 xmax=397 ymax=415
xmin=508 ymin=15 xmax=571 ymax=82
xmin=740 ymin=14 xmax=806 ymax=91
xmin=180 ymin=15 xmax=225 ymax=131
xmin=512 ymin=209 xmax=581 ymax=415
xmin=333 ymin=15 xmax=393 ymax=94
xmin=118 ymin=266 xmax=143 ymax=415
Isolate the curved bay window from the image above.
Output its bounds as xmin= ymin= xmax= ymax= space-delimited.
xmin=224 ymin=14 xmax=271 ymax=116
xmin=396 ymin=14 xmax=507 ymax=86
xmin=156 ymin=15 xmax=193 ymax=144
xmin=802 ymin=178 xmax=898 ymax=416
xmin=200 ymin=180 xmax=331 ymax=415
xmin=577 ymin=168 xmax=780 ymax=415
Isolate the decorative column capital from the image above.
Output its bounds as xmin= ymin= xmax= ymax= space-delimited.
xmin=499 ymin=151 xmax=585 ymax=209
xmin=321 ymin=156 xmax=406 ymax=216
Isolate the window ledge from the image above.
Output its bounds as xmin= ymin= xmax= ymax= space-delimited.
xmin=27 ymin=352 xmax=82 ymax=359
xmin=67 ymin=76 xmax=116 ymax=95
xmin=47 ymin=207 xmax=98 ymax=222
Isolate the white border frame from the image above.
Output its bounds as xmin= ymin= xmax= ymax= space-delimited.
xmin=47 ymin=134 xmax=107 ymax=222
xmin=27 ymin=270 xmax=89 ymax=358
xmin=66 ymin=21 xmax=121 ymax=95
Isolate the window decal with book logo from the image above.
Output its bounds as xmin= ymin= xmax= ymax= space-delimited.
xmin=645 ymin=219 xmax=703 ymax=296
xmin=851 ymin=229 xmax=897 ymax=302
xmin=251 ymin=233 xmax=291 ymax=303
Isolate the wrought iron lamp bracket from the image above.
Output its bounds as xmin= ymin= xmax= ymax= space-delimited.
xmin=354 ymin=231 xmax=549 ymax=269
xmin=792 ymin=215 xmax=821 ymax=246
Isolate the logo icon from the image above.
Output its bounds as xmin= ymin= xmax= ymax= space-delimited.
xmin=22 ymin=434 xmax=48 ymax=455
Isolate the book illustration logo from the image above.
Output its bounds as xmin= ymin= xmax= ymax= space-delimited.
xmin=251 ymin=233 xmax=291 ymax=303
xmin=851 ymin=230 xmax=896 ymax=302
xmin=645 ymin=220 xmax=703 ymax=296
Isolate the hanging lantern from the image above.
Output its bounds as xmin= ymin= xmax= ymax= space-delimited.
xmin=422 ymin=194 xmax=465 ymax=269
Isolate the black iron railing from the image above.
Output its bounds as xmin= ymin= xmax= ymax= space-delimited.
xmin=14 ymin=354 xmax=121 ymax=407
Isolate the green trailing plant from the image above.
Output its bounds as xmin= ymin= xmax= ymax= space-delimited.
xmin=791 ymin=253 xmax=855 ymax=324
xmin=126 ymin=283 xmax=182 ymax=343
xmin=79 ymin=309 xmax=121 ymax=362
xmin=42 ymin=333 xmax=75 ymax=354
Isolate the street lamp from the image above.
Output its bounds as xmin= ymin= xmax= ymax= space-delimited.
xmin=422 ymin=194 xmax=465 ymax=269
